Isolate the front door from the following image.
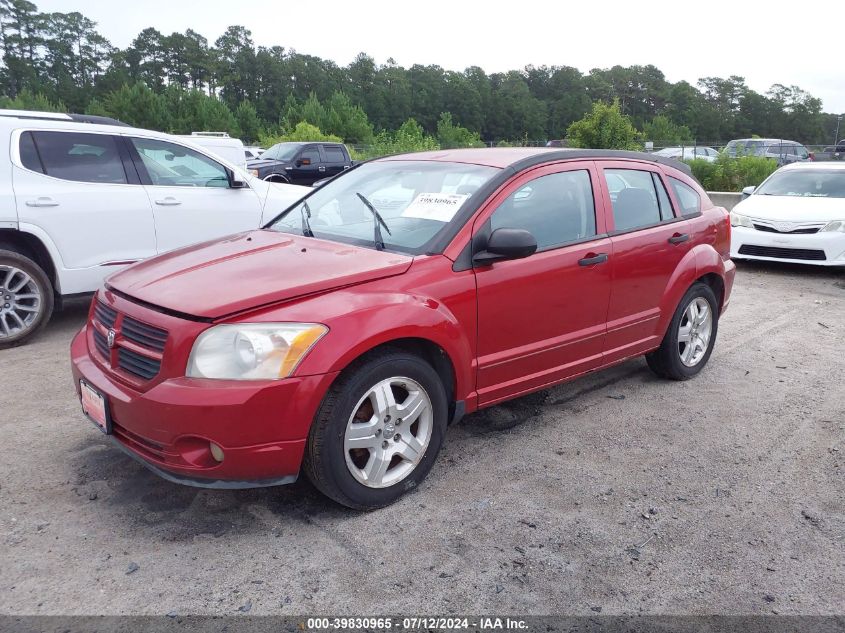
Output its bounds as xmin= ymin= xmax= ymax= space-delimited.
xmin=127 ymin=136 xmax=264 ymax=254
xmin=598 ymin=163 xmax=692 ymax=363
xmin=473 ymin=162 xmax=612 ymax=406
xmin=289 ymin=145 xmax=323 ymax=185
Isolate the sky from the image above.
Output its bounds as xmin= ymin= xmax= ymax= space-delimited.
xmin=34 ymin=0 xmax=845 ymax=113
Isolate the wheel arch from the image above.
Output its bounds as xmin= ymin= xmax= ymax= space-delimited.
xmin=263 ymin=173 xmax=290 ymax=184
xmin=0 ymin=228 xmax=58 ymax=294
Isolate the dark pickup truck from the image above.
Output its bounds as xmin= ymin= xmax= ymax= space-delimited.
xmin=814 ymin=140 xmax=845 ymax=162
xmin=247 ymin=141 xmax=353 ymax=185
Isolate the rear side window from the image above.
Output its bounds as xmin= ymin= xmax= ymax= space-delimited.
xmin=652 ymin=173 xmax=675 ymax=220
xmin=28 ymin=131 xmax=127 ymax=184
xmin=604 ymin=169 xmax=662 ymax=231
xmin=669 ymin=177 xmax=701 ymax=216
xmin=19 ymin=132 xmax=44 ymax=173
xmin=324 ymin=146 xmax=345 ymax=162
xmin=490 ymin=169 xmax=596 ymax=250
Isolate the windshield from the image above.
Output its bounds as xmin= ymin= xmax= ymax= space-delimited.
xmin=755 ymin=170 xmax=845 ymax=198
xmin=262 ymin=143 xmax=303 ymax=161
xmin=268 ymin=160 xmax=500 ymax=253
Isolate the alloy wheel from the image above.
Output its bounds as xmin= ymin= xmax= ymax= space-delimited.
xmin=0 ymin=265 xmax=43 ymax=340
xmin=343 ymin=376 xmax=433 ymax=489
xmin=677 ymin=297 xmax=712 ymax=367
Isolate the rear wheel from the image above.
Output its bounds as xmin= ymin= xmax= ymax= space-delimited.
xmin=646 ymin=282 xmax=718 ymax=381
xmin=304 ymin=349 xmax=448 ymax=510
xmin=0 ymin=249 xmax=54 ymax=349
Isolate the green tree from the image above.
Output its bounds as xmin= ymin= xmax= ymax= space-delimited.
xmin=234 ymin=99 xmax=261 ymax=143
xmin=260 ymin=121 xmax=342 ymax=146
xmin=642 ymin=115 xmax=693 ymax=145
xmin=99 ymin=81 xmax=169 ymax=129
xmin=567 ymin=99 xmax=641 ymax=150
xmin=436 ymin=112 xmax=483 ymax=148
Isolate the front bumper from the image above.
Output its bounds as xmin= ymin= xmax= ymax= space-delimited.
xmin=730 ymin=226 xmax=845 ymax=266
xmin=71 ymin=325 xmax=338 ymax=487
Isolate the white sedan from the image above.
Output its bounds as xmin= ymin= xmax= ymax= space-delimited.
xmin=653 ymin=146 xmax=719 ymax=162
xmin=730 ymin=162 xmax=845 ymax=266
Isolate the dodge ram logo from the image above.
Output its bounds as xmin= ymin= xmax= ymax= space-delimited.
xmin=107 ymin=329 xmax=116 ymax=348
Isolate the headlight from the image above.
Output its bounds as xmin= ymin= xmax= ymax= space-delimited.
xmin=820 ymin=220 xmax=845 ymax=233
xmin=249 ymin=169 xmax=259 ymax=177
xmin=187 ymin=323 xmax=328 ymax=380
xmin=730 ymin=211 xmax=754 ymax=228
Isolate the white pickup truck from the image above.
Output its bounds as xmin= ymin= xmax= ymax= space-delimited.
xmin=0 ymin=110 xmax=309 ymax=347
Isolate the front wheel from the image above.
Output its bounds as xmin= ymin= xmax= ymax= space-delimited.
xmin=0 ymin=249 xmax=54 ymax=349
xmin=646 ymin=282 xmax=718 ymax=381
xmin=304 ymin=349 xmax=448 ymax=510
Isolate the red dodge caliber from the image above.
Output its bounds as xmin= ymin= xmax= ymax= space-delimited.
xmin=71 ymin=148 xmax=735 ymax=509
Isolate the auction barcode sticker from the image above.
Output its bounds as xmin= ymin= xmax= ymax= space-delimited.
xmin=401 ymin=193 xmax=469 ymax=223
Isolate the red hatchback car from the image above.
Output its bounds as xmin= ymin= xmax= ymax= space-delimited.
xmin=71 ymin=148 xmax=735 ymax=509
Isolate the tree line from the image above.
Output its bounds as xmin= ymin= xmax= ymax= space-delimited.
xmin=0 ymin=0 xmax=840 ymax=146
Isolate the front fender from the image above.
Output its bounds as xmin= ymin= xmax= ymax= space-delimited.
xmin=291 ymin=288 xmax=476 ymax=405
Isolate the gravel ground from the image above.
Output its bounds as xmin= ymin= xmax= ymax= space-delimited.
xmin=1 ymin=261 xmax=843 ymax=616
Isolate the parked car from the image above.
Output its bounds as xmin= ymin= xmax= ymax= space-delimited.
xmin=724 ymin=138 xmax=812 ymax=165
xmin=176 ymin=132 xmax=247 ymax=169
xmin=653 ymin=146 xmax=719 ymax=162
xmin=71 ymin=148 xmax=735 ymax=509
xmin=247 ymin=141 xmax=354 ymax=185
xmin=730 ymin=162 xmax=845 ymax=266
xmin=0 ymin=110 xmax=308 ymax=348
xmin=813 ymin=139 xmax=845 ymax=162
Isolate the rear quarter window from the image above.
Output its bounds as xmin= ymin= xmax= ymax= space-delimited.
xmin=19 ymin=131 xmax=44 ymax=173
xmin=668 ymin=177 xmax=701 ymax=216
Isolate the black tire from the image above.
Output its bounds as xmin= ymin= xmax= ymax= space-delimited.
xmin=646 ymin=282 xmax=719 ymax=381
xmin=0 ymin=248 xmax=54 ymax=349
xmin=303 ymin=348 xmax=448 ymax=510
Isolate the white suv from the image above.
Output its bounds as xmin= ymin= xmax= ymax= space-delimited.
xmin=0 ymin=110 xmax=309 ymax=347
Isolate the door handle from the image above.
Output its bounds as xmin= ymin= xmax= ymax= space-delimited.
xmin=668 ymin=233 xmax=689 ymax=245
xmin=25 ymin=197 xmax=59 ymax=207
xmin=317 ymin=166 xmax=326 ymax=172
xmin=155 ymin=197 xmax=182 ymax=206
xmin=578 ymin=253 xmax=608 ymax=266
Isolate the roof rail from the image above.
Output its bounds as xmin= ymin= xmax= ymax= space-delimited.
xmin=0 ymin=109 xmax=130 ymax=127
xmin=190 ymin=131 xmax=230 ymax=137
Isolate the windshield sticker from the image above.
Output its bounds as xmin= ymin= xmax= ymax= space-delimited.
xmin=401 ymin=193 xmax=470 ymax=223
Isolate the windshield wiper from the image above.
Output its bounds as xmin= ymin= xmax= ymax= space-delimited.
xmin=300 ymin=201 xmax=314 ymax=237
xmin=356 ymin=192 xmax=392 ymax=251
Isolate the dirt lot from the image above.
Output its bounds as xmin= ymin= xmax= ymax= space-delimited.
xmin=1 ymin=261 xmax=843 ymax=616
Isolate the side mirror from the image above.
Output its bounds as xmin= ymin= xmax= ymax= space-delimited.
xmin=741 ymin=185 xmax=756 ymax=198
xmin=296 ymin=158 xmax=311 ymax=167
xmin=473 ymin=228 xmax=537 ymax=266
xmin=227 ymin=169 xmax=248 ymax=189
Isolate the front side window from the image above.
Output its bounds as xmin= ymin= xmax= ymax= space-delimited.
xmin=27 ymin=131 xmax=127 ymax=184
xmin=300 ymin=147 xmax=321 ymax=164
xmin=490 ymin=170 xmax=596 ymax=250
xmin=270 ymin=160 xmax=499 ymax=254
xmin=669 ymin=177 xmax=702 ymax=215
xmin=131 ymin=137 xmax=229 ymax=188
xmin=604 ymin=169 xmax=662 ymax=232
xmin=262 ymin=142 xmax=303 ymax=161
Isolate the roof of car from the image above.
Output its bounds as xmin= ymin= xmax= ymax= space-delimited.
xmin=378 ymin=147 xmax=692 ymax=174
xmin=728 ymin=138 xmax=801 ymax=144
xmin=779 ymin=161 xmax=845 ymax=171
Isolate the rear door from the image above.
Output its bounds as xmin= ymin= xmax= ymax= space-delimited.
xmin=322 ymin=144 xmax=349 ymax=178
xmin=472 ymin=161 xmax=612 ymax=405
xmin=599 ymin=163 xmax=692 ymax=363
xmin=127 ymin=135 xmax=264 ymax=254
xmin=11 ymin=129 xmax=156 ymax=293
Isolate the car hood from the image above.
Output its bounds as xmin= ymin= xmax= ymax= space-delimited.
xmin=247 ymin=158 xmax=287 ymax=170
xmin=734 ymin=194 xmax=845 ymax=223
xmin=107 ymin=231 xmax=413 ymax=319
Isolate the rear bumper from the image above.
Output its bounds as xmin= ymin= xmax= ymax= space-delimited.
xmin=71 ymin=325 xmax=338 ymax=487
xmin=731 ymin=226 xmax=845 ymax=266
